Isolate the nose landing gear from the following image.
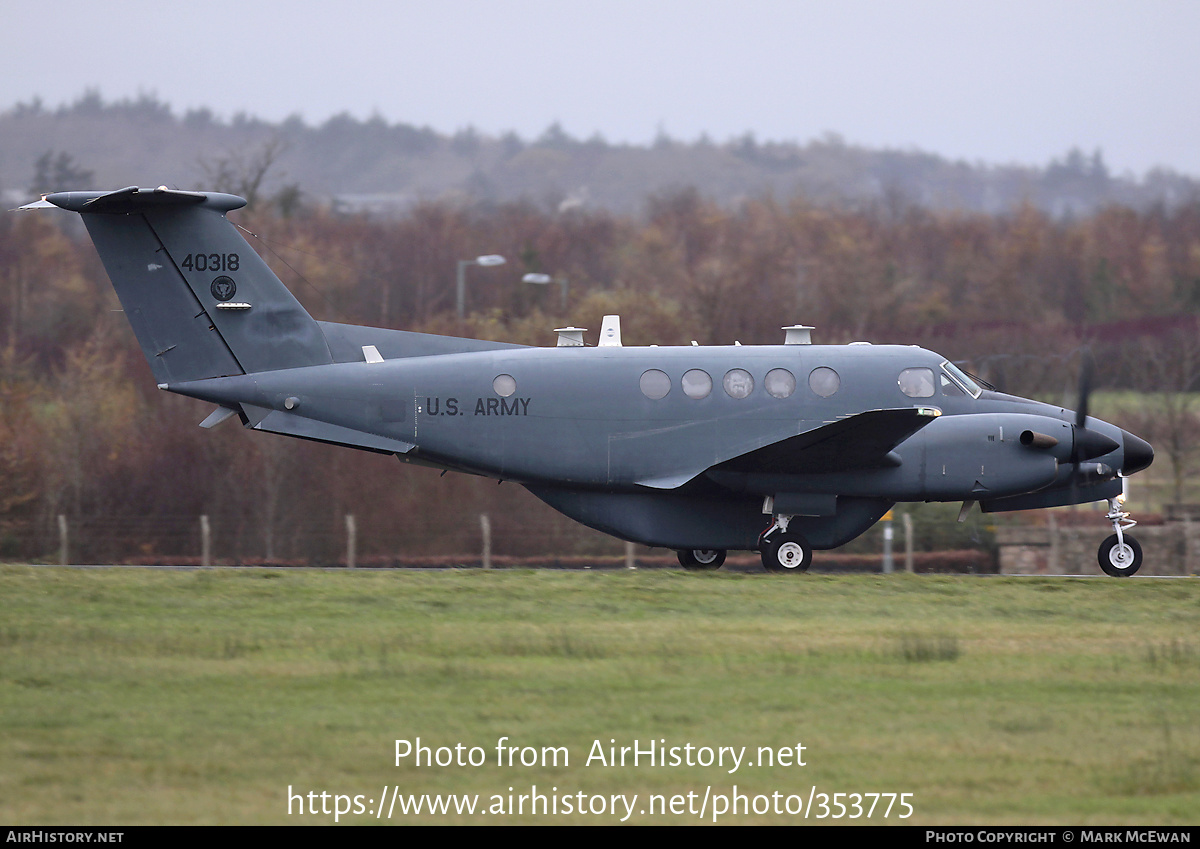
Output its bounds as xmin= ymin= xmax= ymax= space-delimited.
xmin=1098 ymin=497 xmax=1142 ymax=577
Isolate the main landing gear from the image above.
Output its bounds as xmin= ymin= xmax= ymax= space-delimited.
xmin=676 ymin=549 xmax=726 ymax=570
xmin=759 ymin=515 xmax=812 ymax=574
xmin=1098 ymin=497 xmax=1142 ymax=577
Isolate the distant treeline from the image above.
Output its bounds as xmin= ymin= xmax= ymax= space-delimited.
xmin=2 ymin=91 xmax=1198 ymax=216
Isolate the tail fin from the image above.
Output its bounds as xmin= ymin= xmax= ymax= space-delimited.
xmin=31 ymin=187 xmax=331 ymax=383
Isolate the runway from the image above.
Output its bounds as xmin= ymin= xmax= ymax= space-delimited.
xmin=17 ymin=562 xmax=1194 ymax=577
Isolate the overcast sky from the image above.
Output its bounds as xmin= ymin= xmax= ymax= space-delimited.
xmin=4 ymin=0 xmax=1198 ymax=176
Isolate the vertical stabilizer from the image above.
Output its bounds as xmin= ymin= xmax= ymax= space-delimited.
xmin=32 ymin=187 xmax=332 ymax=382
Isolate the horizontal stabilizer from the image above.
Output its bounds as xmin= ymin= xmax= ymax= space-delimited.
xmin=30 ymin=186 xmax=242 ymax=215
xmin=83 ymin=186 xmax=207 ymax=212
xmin=252 ymin=409 xmax=415 ymax=456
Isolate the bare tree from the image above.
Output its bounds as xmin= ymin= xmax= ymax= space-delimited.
xmin=199 ymin=136 xmax=288 ymax=209
xmin=29 ymin=150 xmax=94 ymax=195
xmin=1117 ymin=326 xmax=1200 ymax=505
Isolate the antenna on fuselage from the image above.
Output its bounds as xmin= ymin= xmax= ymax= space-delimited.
xmin=783 ymin=325 xmax=814 ymax=345
xmin=598 ymin=315 xmax=622 ymax=347
xmin=553 ymin=327 xmax=587 ymax=347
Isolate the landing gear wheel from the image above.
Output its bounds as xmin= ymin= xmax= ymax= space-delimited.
xmin=1098 ymin=534 xmax=1142 ymax=577
xmin=677 ymin=549 xmax=726 ymax=570
xmin=761 ymin=532 xmax=812 ymax=573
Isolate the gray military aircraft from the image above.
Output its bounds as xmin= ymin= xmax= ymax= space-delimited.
xmin=22 ymin=187 xmax=1155 ymax=575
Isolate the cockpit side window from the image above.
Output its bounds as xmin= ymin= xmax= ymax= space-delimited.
xmin=940 ymin=374 xmax=965 ymax=396
xmin=898 ymin=367 xmax=935 ymax=398
xmin=940 ymin=361 xmax=982 ymax=399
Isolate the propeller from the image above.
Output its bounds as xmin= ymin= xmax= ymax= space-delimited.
xmin=1067 ymin=348 xmax=1118 ymax=503
xmin=1074 ymin=348 xmax=1092 ymax=432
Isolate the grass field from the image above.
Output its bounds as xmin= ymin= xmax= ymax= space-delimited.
xmin=1 ymin=565 xmax=1198 ymax=825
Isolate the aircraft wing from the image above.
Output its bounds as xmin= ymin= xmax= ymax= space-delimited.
xmin=715 ymin=405 xmax=940 ymax=474
xmin=713 ymin=407 xmax=939 ymax=475
xmin=636 ymin=406 xmax=940 ymax=489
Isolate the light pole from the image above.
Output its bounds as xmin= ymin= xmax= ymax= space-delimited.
xmin=522 ymin=272 xmax=569 ymax=312
xmin=457 ymin=254 xmax=506 ymax=320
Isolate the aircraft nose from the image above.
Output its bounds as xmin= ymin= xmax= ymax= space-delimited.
xmin=1122 ymin=430 xmax=1154 ymax=475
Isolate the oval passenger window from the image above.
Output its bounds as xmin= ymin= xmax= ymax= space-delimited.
xmin=682 ymin=369 xmax=712 ymax=399
xmin=640 ymin=369 xmax=671 ymax=400
xmin=898 ymin=368 xmax=935 ymax=398
xmin=765 ymin=368 xmax=796 ymax=399
xmin=809 ymin=367 xmax=840 ymax=397
xmin=493 ymin=374 xmax=517 ymax=397
xmin=723 ymin=369 xmax=754 ymax=399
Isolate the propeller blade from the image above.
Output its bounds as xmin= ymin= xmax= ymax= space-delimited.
xmin=1075 ymin=348 xmax=1093 ymax=430
xmin=1068 ymin=347 xmax=1095 ymax=507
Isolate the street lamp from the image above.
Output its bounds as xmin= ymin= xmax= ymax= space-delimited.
xmin=456 ymin=254 xmax=506 ymax=320
xmin=522 ymin=272 xmax=569 ymax=312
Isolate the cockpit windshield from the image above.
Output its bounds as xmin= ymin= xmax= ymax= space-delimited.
xmin=940 ymin=361 xmax=982 ymax=399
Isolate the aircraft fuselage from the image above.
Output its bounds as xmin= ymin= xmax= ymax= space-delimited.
xmin=169 ymin=339 xmax=1147 ymax=550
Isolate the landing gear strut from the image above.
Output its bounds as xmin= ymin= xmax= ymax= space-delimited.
xmin=759 ymin=515 xmax=812 ymax=574
xmin=1098 ymin=497 xmax=1142 ymax=577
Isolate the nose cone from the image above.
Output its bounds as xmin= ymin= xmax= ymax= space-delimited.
xmin=1122 ymin=430 xmax=1154 ymax=475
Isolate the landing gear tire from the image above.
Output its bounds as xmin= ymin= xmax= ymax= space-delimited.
xmin=1098 ymin=534 xmax=1142 ymax=577
xmin=677 ymin=549 xmax=726 ymax=570
xmin=761 ymin=532 xmax=813 ymax=573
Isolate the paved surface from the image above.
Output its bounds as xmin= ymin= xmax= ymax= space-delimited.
xmin=17 ymin=562 xmax=1193 ymax=577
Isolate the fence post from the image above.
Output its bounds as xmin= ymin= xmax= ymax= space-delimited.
xmin=902 ymin=513 xmax=914 ymax=573
xmin=57 ymin=514 xmax=68 ymax=566
xmin=881 ymin=510 xmax=894 ymax=573
xmin=1183 ymin=509 xmax=1193 ymax=576
xmin=346 ymin=514 xmax=357 ymax=569
xmin=1047 ymin=512 xmax=1058 ymax=573
xmin=480 ymin=514 xmax=491 ymax=569
xmin=624 ymin=540 xmax=636 ymax=570
xmin=200 ymin=515 xmax=211 ymax=568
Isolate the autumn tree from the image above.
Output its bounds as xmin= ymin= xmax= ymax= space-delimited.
xmin=1115 ymin=326 xmax=1200 ymax=505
